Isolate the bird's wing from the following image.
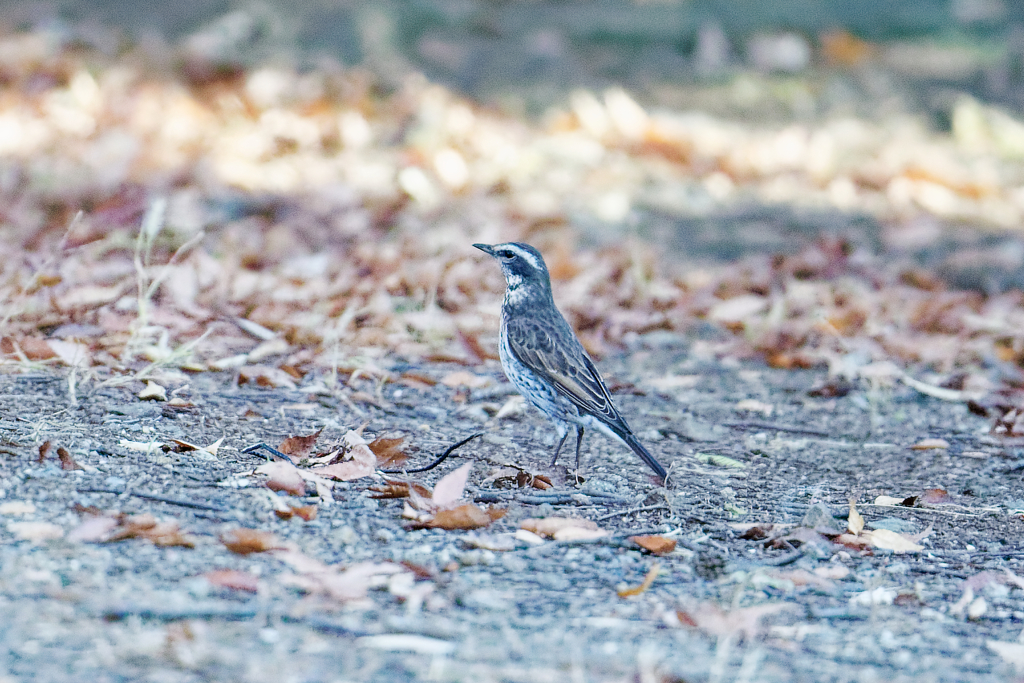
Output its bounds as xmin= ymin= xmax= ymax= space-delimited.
xmin=505 ymin=314 xmax=627 ymax=431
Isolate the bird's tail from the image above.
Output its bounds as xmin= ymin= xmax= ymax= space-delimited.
xmin=618 ymin=430 xmax=668 ymax=481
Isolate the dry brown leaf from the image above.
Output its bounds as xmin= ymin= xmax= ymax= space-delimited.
xmin=57 ymin=447 xmax=84 ymax=471
xmin=369 ymin=436 xmax=408 ymax=468
xmin=9 ymin=521 xmax=64 ymax=542
xmin=410 ymin=503 xmax=504 ymax=530
xmin=204 ymin=569 xmax=259 ymax=593
xmin=676 ymin=602 xmax=791 ymax=640
xmin=312 ymin=430 xmax=377 ymax=481
xmin=834 ymin=532 xmax=872 ymax=550
xmin=275 ymin=504 xmax=318 ymax=521
xmin=864 ymin=528 xmax=924 ymax=553
xmin=521 ymin=517 xmax=604 ymax=539
xmin=67 ymin=515 xmax=120 ymax=542
xmin=238 ymin=365 xmax=298 ymax=389
xmin=221 ymin=528 xmax=288 ymax=554
xmin=399 ymin=371 xmax=438 ymax=389
xmin=46 ymin=339 xmax=89 ymax=367
xmin=255 ymin=460 xmax=306 ymax=496
xmin=847 ymin=498 xmax=864 ymax=536
xmin=919 ymin=488 xmax=954 ymax=505
xmin=736 ymin=523 xmax=776 ymax=540
xmin=910 ymin=438 xmax=950 ymax=450
xmin=37 ymin=440 xmax=52 ymax=463
xmin=278 ymin=428 xmax=324 ymax=460
xmin=75 ymin=512 xmax=198 ymax=547
xmin=766 ymin=568 xmax=836 ymax=589
xmin=618 ymin=562 xmax=661 ymax=597
xmin=439 ymin=371 xmax=490 ymax=388
xmin=431 ymin=462 xmax=473 ymax=509
xmin=630 ymin=535 xmax=677 ymax=555
xmin=279 ymin=561 xmax=406 ymax=604
xmin=2 ymin=337 xmax=56 ymax=360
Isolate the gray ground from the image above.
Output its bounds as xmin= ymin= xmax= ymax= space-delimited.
xmin=2 ymin=341 xmax=1024 ymax=682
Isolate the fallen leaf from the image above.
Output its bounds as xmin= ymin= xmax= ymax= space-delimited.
xmin=57 ymin=447 xmax=83 ymax=471
xmin=765 ymin=568 xmax=835 ymax=589
xmin=119 ymin=439 xmax=162 ymax=453
xmin=105 ymin=513 xmax=198 ymax=548
xmin=630 ymin=535 xmax=677 ymax=555
xmin=736 ymin=523 xmax=775 ymax=540
xmin=707 ymin=294 xmax=768 ymax=323
xmin=910 ymin=438 xmax=950 ymax=450
xmin=238 ymin=365 xmax=297 ymax=389
xmin=8 ymin=521 xmax=63 ymax=542
xmin=204 ymin=569 xmax=259 ymax=593
xmin=847 ymin=498 xmax=864 ymax=535
xmin=47 ymin=339 xmax=89 ymax=367
xmin=864 ymin=528 xmax=923 ymax=552
xmin=618 ymin=562 xmax=662 ymax=597
xmin=0 ymin=501 xmax=36 ymax=516
xmin=67 ymin=515 xmax=120 ymax=542
xmin=431 ymin=462 xmax=473 ymax=508
xmin=439 ymin=371 xmax=490 ymax=388
xmin=279 ymin=559 xmax=407 ymax=604
xmin=37 ymin=440 xmax=52 ymax=463
xmin=368 ymin=479 xmax=433 ymax=500
xmin=278 ymin=428 xmax=324 ymax=460
xmin=553 ymin=526 xmax=609 ymax=541
xmin=676 ymin=601 xmax=790 ymax=640
xmin=2 ymin=336 xmax=55 ymax=360
xmin=221 ymin=528 xmax=288 ymax=554
xmin=399 ymin=371 xmax=437 ymax=388
xmin=919 ymin=488 xmax=953 ymax=505
xmin=874 ymin=495 xmax=904 ymax=506
xmin=369 ymin=436 xmax=408 ymax=468
xmin=275 ymin=504 xmax=318 ymax=521
xmin=735 ymin=399 xmax=773 ymax=416
xmin=311 ymin=430 xmax=377 ymax=481
xmin=409 ymin=503 xmax=504 ymax=530
xmin=256 ymin=460 xmax=306 ymax=496
xmin=521 ymin=517 xmax=603 ymax=539
xmin=850 ymin=587 xmax=897 ymax=606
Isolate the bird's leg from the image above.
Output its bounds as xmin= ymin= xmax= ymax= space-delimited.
xmin=573 ymin=425 xmax=585 ymax=472
xmin=550 ymin=429 xmax=570 ymax=466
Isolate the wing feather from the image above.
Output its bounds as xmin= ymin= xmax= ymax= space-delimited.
xmin=505 ymin=315 xmax=628 ymax=431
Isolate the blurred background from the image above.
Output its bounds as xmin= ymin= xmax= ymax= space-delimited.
xmin=2 ymin=0 xmax=1024 ymax=389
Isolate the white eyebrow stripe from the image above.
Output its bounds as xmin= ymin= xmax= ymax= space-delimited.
xmin=502 ymin=244 xmax=541 ymax=271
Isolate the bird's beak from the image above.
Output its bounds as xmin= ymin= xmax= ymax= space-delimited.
xmin=472 ymin=243 xmax=495 ymax=256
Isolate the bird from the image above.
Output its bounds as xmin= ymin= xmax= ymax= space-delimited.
xmin=473 ymin=242 xmax=668 ymax=481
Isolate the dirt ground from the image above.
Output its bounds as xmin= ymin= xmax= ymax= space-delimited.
xmin=3 ymin=341 xmax=1024 ymax=683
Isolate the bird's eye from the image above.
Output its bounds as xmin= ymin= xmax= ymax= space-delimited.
xmin=499 ymin=251 xmax=515 ymax=260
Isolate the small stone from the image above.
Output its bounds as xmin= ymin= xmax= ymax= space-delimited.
xmin=138 ymin=381 xmax=167 ymax=401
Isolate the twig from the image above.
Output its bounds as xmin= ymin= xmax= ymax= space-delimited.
xmin=758 ymin=549 xmax=804 ymax=566
xmin=243 ymin=432 xmax=484 ymax=474
xmin=102 ymin=604 xmax=259 ymax=621
xmin=595 ymin=504 xmax=671 ymax=521
xmin=77 ymin=488 xmax=227 ymax=512
xmin=240 ymin=442 xmax=289 ymax=459
xmin=722 ymin=420 xmax=832 ymax=437
xmin=518 ymin=492 xmax=634 ymax=505
xmin=380 ymin=432 xmax=484 ymax=473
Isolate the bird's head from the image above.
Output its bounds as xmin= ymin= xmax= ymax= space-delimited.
xmin=473 ymin=242 xmax=552 ymax=299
